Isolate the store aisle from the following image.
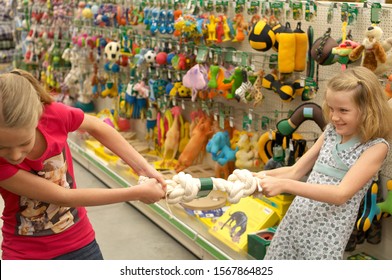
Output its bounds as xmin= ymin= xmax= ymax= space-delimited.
xmin=73 ymin=161 xmax=198 ymax=260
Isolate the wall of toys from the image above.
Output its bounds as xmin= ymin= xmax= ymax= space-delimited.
xmin=0 ymin=0 xmax=17 ymax=71
xmin=15 ymin=0 xmax=392 ymax=259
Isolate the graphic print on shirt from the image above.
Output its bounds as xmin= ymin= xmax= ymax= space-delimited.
xmin=16 ymin=150 xmax=78 ymax=236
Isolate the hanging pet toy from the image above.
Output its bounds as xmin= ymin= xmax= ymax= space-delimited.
xmin=102 ymin=41 xmax=121 ymax=98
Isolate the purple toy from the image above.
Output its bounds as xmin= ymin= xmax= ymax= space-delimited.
xmin=182 ymin=64 xmax=209 ymax=101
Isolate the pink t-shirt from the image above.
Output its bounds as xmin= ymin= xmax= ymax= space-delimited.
xmin=0 ymin=102 xmax=95 ymax=259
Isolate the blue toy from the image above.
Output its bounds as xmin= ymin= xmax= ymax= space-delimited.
xmin=166 ymin=10 xmax=175 ymax=34
xmin=102 ymin=41 xmax=121 ymax=98
xmin=150 ymin=8 xmax=160 ymax=35
xmin=158 ymin=9 xmax=167 ymax=34
xmin=357 ymin=180 xmax=382 ymax=232
xmin=206 ymin=131 xmax=238 ymax=166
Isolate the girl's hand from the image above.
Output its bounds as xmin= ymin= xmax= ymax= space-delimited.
xmin=140 ymin=168 xmax=167 ymax=191
xmin=253 ymin=171 xmax=267 ymax=180
xmin=258 ymin=176 xmax=286 ymax=198
xmin=133 ymin=178 xmax=165 ymax=204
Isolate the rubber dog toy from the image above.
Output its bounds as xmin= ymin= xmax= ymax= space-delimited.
xmin=276 ymin=102 xmax=326 ymax=136
xmin=262 ymin=73 xmax=303 ymax=102
xmin=223 ymin=67 xmax=243 ymax=99
xmin=357 ymin=180 xmax=382 ymax=232
xmin=207 ymin=131 xmax=239 ymax=166
xmin=377 ymin=180 xmax=392 ymax=216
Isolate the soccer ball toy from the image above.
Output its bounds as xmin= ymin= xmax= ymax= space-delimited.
xmin=104 ymin=41 xmax=121 ymax=62
xmin=102 ymin=41 xmax=121 ymax=98
xmin=248 ymin=20 xmax=275 ymax=52
xmin=144 ymin=50 xmax=157 ymax=65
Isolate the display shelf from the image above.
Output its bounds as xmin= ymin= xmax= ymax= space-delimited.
xmin=68 ymin=134 xmax=253 ymax=260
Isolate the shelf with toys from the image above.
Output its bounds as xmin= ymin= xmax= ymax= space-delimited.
xmin=67 ymin=96 xmax=318 ymax=260
xmin=67 ymin=130 xmax=254 ymax=260
xmin=68 ymin=116 xmax=304 ymax=260
xmin=15 ymin=0 xmax=392 ymax=259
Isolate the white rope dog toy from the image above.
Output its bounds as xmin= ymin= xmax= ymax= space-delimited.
xmin=139 ymin=169 xmax=262 ymax=204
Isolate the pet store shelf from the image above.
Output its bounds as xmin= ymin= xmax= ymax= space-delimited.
xmin=67 ymin=134 xmax=252 ymax=260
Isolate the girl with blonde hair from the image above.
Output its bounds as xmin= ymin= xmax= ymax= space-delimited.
xmin=254 ymin=66 xmax=392 ymax=259
xmin=0 ymin=69 xmax=166 ymax=259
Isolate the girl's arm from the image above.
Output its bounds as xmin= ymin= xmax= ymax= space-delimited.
xmin=0 ymin=169 xmax=165 ymax=206
xmin=78 ymin=114 xmax=166 ymax=188
xmin=254 ymin=132 xmax=324 ymax=180
xmin=259 ymin=142 xmax=388 ymax=205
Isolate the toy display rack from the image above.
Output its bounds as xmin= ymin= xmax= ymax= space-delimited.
xmin=66 ymin=1 xmax=392 ymax=260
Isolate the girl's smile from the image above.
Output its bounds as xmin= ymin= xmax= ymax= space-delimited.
xmin=325 ymin=89 xmax=361 ymax=143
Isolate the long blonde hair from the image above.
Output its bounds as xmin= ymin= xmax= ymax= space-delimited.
xmin=323 ymin=66 xmax=392 ymax=142
xmin=0 ymin=69 xmax=53 ymax=128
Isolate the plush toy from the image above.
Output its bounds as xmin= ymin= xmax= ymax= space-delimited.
xmin=183 ymin=64 xmax=209 ymax=101
xmin=102 ymin=41 xmax=121 ymax=98
xmin=207 ymin=131 xmax=239 ymax=166
xmin=332 ymin=39 xmax=360 ymax=70
xmin=248 ymin=19 xmax=275 ymax=52
xmin=146 ymin=103 xmax=158 ymax=145
xmin=235 ymin=132 xmax=260 ymax=170
xmin=177 ymin=85 xmax=191 ymax=98
xmin=349 ymin=26 xmax=392 ymax=76
xmin=234 ymin=69 xmax=253 ymax=102
xmin=144 ymin=49 xmax=157 ymax=66
xmin=169 ymin=82 xmax=183 ymax=98
xmin=293 ymin=22 xmax=308 ymax=72
xmin=261 ymin=73 xmax=303 ymax=102
xmin=246 ymin=70 xmax=264 ymax=106
xmin=173 ymin=54 xmax=189 ymax=70
xmin=276 ymin=22 xmax=296 ymax=74
xmin=132 ymin=81 xmax=149 ymax=119
xmin=152 ymin=79 xmax=168 ymax=100
xmin=310 ymin=28 xmax=339 ymax=66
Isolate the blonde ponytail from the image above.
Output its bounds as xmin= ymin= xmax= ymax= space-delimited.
xmin=0 ymin=69 xmax=53 ymax=128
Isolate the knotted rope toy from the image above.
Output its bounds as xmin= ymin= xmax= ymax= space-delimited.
xmin=139 ymin=169 xmax=263 ymax=204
